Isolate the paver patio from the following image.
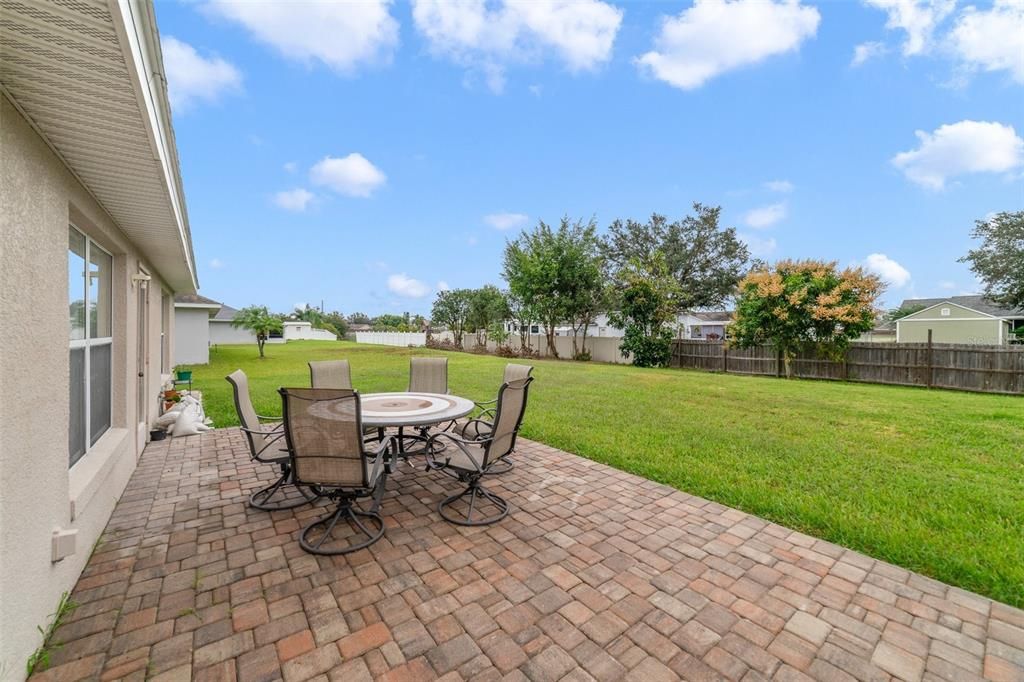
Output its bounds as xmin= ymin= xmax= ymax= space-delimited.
xmin=32 ymin=428 xmax=1024 ymax=682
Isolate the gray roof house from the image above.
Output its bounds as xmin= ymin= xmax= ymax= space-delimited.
xmin=895 ymin=296 xmax=1023 ymax=345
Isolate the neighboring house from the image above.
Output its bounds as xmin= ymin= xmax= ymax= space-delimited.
xmin=503 ymin=311 xmax=734 ymax=340
xmin=0 ymin=4 xmax=198 ymax=676
xmin=206 ymin=302 xmax=339 ymax=353
xmin=174 ymin=294 xmax=222 ymax=364
xmin=895 ymin=296 xmax=1024 ymax=345
xmin=858 ymin=320 xmax=898 ymax=343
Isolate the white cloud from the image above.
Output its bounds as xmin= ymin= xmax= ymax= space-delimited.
xmin=744 ymin=202 xmax=787 ymax=228
xmin=950 ymin=0 xmax=1024 ymax=84
xmin=411 ymin=0 xmax=623 ymax=93
xmin=635 ymin=0 xmax=820 ymax=90
xmin=209 ymin=258 xmax=225 ymax=269
xmin=387 ymin=273 xmax=430 ymax=298
xmin=310 ymin=154 xmax=387 ymax=197
xmin=740 ymin=233 xmax=778 ymax=257
xmin=273 ymin=188 xmax=314 ymax=211
xmin=161 ymin=36 xmax=242 ymax=111
xmin=484 ymin=212 xmax=529 ymax=230
xmin=863 ymin=0 xmax=955 ymax=56
xmin=864 ymin=253 xmax=911 ymax=287
xmin=764 ymin=179 xmax=794 ymax=193
xmin=437 ymin=280 xmax=451 ymax=291
xmin=938 ymin=279 xmax=956 ymax=290
xmin=204 ymin=0 xmax=398 ymax=73
xmin=851 ymin=40 xmax=888 ymax=67
xmin=529 ymin=83 xmax=544 ymax=96
xmin=283 ymin=161 xmax=298 ymax=173
xmin=891 ymin=120 xmax=1024 ymax=190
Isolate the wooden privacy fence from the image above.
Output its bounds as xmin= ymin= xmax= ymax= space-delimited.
xmin=671 ymin=339 xmax=1024 ymax=396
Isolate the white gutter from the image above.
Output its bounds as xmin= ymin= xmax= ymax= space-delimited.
xmin=108 ymin=0 xmax=198 ymax=292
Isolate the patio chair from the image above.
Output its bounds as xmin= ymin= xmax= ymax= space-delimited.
xmin=226 ymin=370 xmax=318 ymax=511
xmin=426 ymin=375 xmax=533 ymax=526
xmin=409 ymin=357 xmax=448 ymax=393
xmin=309 ymin=359 xmax=352 ymax=389
xmin=453 ymin=363 xmax=533 ymax=473
xmin=279 ymin=387 xmax=395 ymax=555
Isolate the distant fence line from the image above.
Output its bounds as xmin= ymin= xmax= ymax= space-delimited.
xmin=354 ymin=331 xmax=427 ymax=347
xmin=351 ymin=331 xmax=1023 ymax=396
xmin=671 ymin=340 xmax=1024 ymax=396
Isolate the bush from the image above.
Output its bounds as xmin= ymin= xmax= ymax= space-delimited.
xmin=573 ymin=349 xmax=592 ymax=362
xmin=620 ymin=329 xmax=673 ymax=367
xmin=495 ymin=345 xmax=518 ymax=358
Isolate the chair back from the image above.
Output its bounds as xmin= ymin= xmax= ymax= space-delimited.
xmin=484 ymin=377 xmax=533 ymax=466
xmin=279 ymin=388 xmax=369 ymax=489
xmin=503 ymin=363 xmax=533 ymax=383
xmin=309 ymin=360 xmax=352 ymax=390
xmin=409 ymin=357 xmax=448 ymax=393
xmin=226 ymin=369 xmax=266 ymax=457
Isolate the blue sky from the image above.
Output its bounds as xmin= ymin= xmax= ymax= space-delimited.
xmin=157 ymin=0 xmax=1024 ymax=316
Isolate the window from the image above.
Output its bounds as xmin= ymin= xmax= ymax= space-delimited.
xmin=69 ymin=226 xmax=112 ymax=466
xmin=941 ymin=307 xmax=951 ymax=317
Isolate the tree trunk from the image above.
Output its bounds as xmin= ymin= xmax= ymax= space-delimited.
xmin=783 ymin=351 xmax=793 ymax=378
xmin=544 ymin=322 xmax=559 ymax=358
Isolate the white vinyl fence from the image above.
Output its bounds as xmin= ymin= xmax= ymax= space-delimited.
xmin=355 ymin=331 xmax=427 ymax=347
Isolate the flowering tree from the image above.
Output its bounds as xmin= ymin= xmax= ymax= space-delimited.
xmin=730 ymin=260 xmax=883 ymax=377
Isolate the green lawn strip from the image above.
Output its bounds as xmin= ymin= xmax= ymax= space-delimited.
xmin=188 ymin=340 xmax=1024 ymax=607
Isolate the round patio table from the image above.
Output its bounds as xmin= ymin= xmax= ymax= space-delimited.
xmin=361 ymin=392 xmax=474 ymax=457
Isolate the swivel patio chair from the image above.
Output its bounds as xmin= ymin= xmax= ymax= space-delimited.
xmin=226 ymin=370 xmax=318 ymax=511
xmin=426 ymin=375 xmax=533 ymax=526
xmin=409 ymin=357 xmax=448 ymax=393
xmin=279 ymin=387 xmax=394 ymax=555
xmin=309 ymin=359 xmax=352 ymax=389
xmin=454 ymin=363 xmax=533 ymax=474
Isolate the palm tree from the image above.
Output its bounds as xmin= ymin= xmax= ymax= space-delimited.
xmin=232 ymin=306 xmax=283 ymax=358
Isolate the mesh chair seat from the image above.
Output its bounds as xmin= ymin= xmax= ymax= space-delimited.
xmin=280 ymin=387 xmax=394 ymax=555
xmin=226 ymin=369 xmax=318 ymax=511
xmin=426 ymin=376 xmax=533 ymax=526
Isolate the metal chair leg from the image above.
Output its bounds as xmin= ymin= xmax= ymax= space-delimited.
xmin=249 ymin=464 xmax=319 ymax=511
xmin=299 ymin=497 xmax=384 ymax=555
xmin=438 ymin=479 xmax=509 ymax=526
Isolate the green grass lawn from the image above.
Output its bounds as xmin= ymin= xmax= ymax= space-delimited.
xmin=190 ymin=340 xmax=1024 ymax=607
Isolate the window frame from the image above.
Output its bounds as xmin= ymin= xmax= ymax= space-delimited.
xmin=69 ymin=224 xmax=113 ymax=467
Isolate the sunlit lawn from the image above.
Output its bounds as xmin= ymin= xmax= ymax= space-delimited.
xmin=190 ymin=340 xmax=1024 ymax=608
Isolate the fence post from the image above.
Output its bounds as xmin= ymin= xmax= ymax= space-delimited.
xmin=926 ymin=329 xmax=934 ymax=389
xmin=776 ymin=348 xmax=783 ymax=378
xmin=843 ymin=349 xmax=849 ymax=381
xmin=722 ymin=343 xmax=728 ymax=373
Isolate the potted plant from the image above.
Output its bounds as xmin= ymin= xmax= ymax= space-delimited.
xmin=163 ymin=389 xmax=181 ymax=411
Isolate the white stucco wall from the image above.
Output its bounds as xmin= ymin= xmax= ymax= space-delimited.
xmin=0 ymin=95 xmax=172 ymax=677
xmin=174 ymin=307 xmax=211 ymax=365
xmin=209 ymin=320 xmax=258 ymax=345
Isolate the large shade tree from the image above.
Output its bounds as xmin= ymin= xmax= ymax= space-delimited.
xmin=730 ymin=260 xmax=883 ymax=377
xmin=503 ymin=217 xmax=605 ymax=358
xmin=232 ymin=306 xmax=283 ymax=358
xmin=431 ymin=289 xmax=473 ymax=346
xmin=608 ymin=252 xmax=683 ymax=367
xmin=467 ymin=285 xmax=510 ymax=345
xmin=603 ymin=203 xmax=749 ymax=310
xmin=958 ymin=211 xmax=1024 ymax=310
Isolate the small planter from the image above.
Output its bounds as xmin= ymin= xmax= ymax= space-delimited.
xmin=176 ymin=370 xmax=192 ymax=382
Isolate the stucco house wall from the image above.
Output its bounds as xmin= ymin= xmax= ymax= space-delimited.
xmin=209 ymin=320 xmax=258 ymax=345
xmin=897 ymin=302 xmax=1010 ymax=345
xmin=175 ymin=307 xmax=212 ymax=365
xmin=0 ymin=94 xmax=175 ymax=675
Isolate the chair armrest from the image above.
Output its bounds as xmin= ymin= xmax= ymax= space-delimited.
xmin=425 ymin=430 xmax=488 ymax=473
xmin=366 ymin=435 xmax=395 ymax=485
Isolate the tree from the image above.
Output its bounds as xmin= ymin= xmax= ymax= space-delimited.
xmin=608 ymin=253 xmax=682 ymax=367
xmin=506 ymin=292 xmax=536 ymax=350
xmin=730 ymin=260 xmax=883 ymax=377
xmin=503 ymin=217 xmax=606 ymax=358
xmin=603 ymin=203 xmax=750 ymax=310
xmin=431 ymin=289 xmax=473 ymax=346
xmin=322 ymin=310 xmax=349 ymax=336
xmin=467 ymin=285 xmax=509 ymax=345
xmin=348 ymin=312 xmax=371 ymax=325
xmin=232 ymin=306 xmax=283 ymax=358
xmin=372 ymin=314 xmax=407 ymax=331
xmin=958 ymin=211 xmax=1024 ymax=309
xmin=884 ymin=304 xmax=925 ymax=322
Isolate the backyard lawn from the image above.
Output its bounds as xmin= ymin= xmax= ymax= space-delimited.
xmin=189 ymin=340 xmax=1024 ymax=608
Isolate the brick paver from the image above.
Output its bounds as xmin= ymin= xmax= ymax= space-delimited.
xmin=31 ymin=428 xmax=1023 ymax=681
